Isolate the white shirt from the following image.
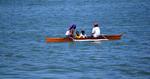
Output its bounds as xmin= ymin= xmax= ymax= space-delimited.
xmin=92 ymin=27 xmax=100 ymax=37
xmin=65 ymin=30 xmax=70 ymax=36
xmin=80 ymin=33 xmax=87 ymax=38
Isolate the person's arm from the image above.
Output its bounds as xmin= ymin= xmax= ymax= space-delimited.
xmin=65 ymin=31 xmax=69 ymax=35
xmin=84 ymin=34 xmax=87 ymax=38
xmin=92 ymin=28 xmax=95 ymax=34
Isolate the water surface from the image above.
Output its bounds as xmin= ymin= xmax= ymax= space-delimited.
xmin=0 ymin=0 xmax=150 ymax=79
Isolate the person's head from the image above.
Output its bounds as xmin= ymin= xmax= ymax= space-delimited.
xmin=76 ymin=31 xmax=80 ymax=36
xmin=81 ymin=30 xmax=85 ymax=35
xmin=69 ymin=26 xmax=73 ymax=30
xmin=69 ymin=24 xmax=76 ymax=30
xmin=93 ymin=22 xmax=99 ymax=27
xmin=72 ymin=24 xmax=76 ymax=29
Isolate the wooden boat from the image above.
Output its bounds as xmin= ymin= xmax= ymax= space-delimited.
xmin=46 ymin=34 xmax=122 ymax=43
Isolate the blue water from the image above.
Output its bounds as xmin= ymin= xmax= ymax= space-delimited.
xmin=0 ymin=0 xmax=150 ymax=79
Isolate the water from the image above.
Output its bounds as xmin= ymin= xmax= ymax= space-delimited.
xmin=0 ymin=0 xmax=150 ymax=79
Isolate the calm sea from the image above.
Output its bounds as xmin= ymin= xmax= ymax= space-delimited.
xmin=0 ymin=0 xmax=150 ymax=79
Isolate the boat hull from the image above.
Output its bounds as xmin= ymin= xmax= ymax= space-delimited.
xmin=46 ymin=34 xmax=122 ymax=43
xmin=46 ymin=37 xmax=73 ymax=42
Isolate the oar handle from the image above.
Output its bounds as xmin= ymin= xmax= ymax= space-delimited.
xmin=69 ymin=37 xmax=75 ymax=41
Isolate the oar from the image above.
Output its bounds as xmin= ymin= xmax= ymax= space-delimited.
xmin=101 ymin=34 xmax=107 ymax=39
xmin=69 ymin=37 xmax=75 ymax=41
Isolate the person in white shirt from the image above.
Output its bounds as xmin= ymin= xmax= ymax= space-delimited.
xmin=65 ymin=30 xmax=71 ymax=36
xmin=92 ymin=23 xmax=100 ymax=37
xmin=80 ymin=30 xmax=87 ymax=38
xmin=65 ymin=24 xmax=76 ymax=37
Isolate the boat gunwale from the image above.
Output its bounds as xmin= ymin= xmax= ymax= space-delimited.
xmin=46 ymin=34 xmax=122 ymax=42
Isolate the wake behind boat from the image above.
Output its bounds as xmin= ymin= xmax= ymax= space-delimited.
xmin=46 ymin=34 xmax=122 ymax=43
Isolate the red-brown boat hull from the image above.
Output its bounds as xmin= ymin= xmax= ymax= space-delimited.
xmin=46 ymin=34 xmax=122 ymax=43
xmin=46 ymin=37 xmax=73 ymax=43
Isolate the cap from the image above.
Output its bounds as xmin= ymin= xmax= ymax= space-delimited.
xmin=94 ymin=22 xmax=99 ymax=27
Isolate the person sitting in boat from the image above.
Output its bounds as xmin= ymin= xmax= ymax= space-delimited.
xmin=92 ymin=23 xmax=100 ymax=37
xmin=75 ymin=31 xmax=81 ymax=38
xmin=71 ymin=24 xmax=76 ymax=36
xmin=65 ymin=24 xmax=76 ymax=37
xmin=65 ymin=26 xmax=72 ymax=37
xmin=80 ymin=30 xmax=87 ymax=38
